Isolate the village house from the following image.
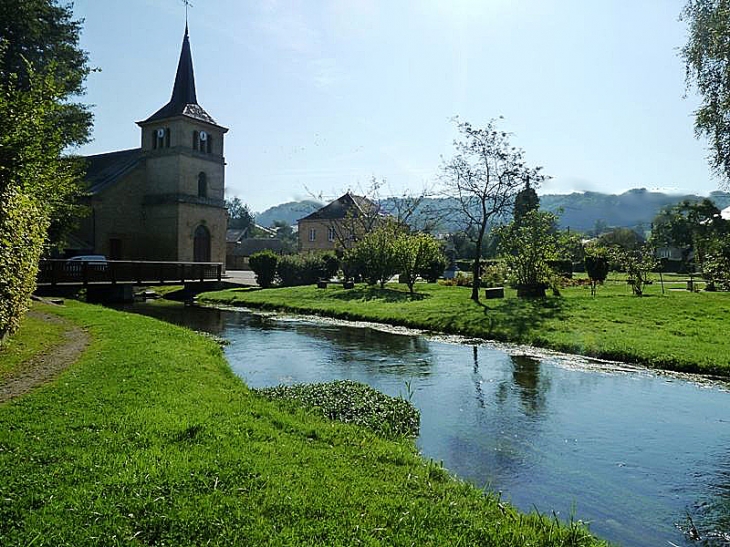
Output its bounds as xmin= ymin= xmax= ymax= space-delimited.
xmin=297 ymin=193 xmax=379 ymax=252
xmin=71 ymin=25 xmax=228 ymax=265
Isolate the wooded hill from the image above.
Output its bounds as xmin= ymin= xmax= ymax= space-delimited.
xmin=255 ymin=189 xmax=730 ymax=234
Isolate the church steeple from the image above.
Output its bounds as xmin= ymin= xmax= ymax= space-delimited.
xmin=140 ymin=25 xmax=217 ymax=126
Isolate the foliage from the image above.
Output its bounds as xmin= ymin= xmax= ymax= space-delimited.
xmin=597 ymin=227 xmax=644 ymax=251
xmin=481 ymin=262 xmax=509 ymax=288
xmin=256 ymin=380 xmax=420 ymax=439
xmin=343 ymin=219 xmax=403 ymax=287
xmin=272 ymin=220 xmax=299 ymax=254
xmin=203 ymin=281 xmax=730 ymax=376
xmin=0 ymin=188 xmax=48 ymax=340
xmin=513 ymin=181 xmax=540 ymax=223
xmin=393 ymin=232 xmax=445 ymax=294
xmin=681 ymin=0 xmax=730 ymax=184
xmin=0 ymin=0 xmax=92 ymax=147
xmin=225 ymin=197 xmax=255 ymax=231
xmin=584 ymin=247 xmax=610 ymax=297
xmin=422 ymin=250 xmax=448 ymax=282
xmin=0 ymin=67 xmax=85 ymax=339
xmin=611 ymin=245 xmax=658 ymax=296
xmin=498 ymin=210 xmax=560 ymax=294
xmin=441 ymin=117 xmax=546 ymax=302
xmin=248 ymin=250 xmax=279 ymax=288
xmin=438 ymin=272 xmax=473 ymax=287
xmin=276 ymin=252 xmax=339 ymax=287
xmin=701 ymin=236 xmax=730 ymax=290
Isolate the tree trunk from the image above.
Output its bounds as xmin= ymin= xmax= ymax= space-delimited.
xmin=471 ymin=225 xmax=486 ymax=302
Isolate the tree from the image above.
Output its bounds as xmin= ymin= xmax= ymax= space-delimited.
xmin=611 ymin=244 xmax=658 ymax=296
xmin=597 ymin=227 xmax=644 ymax=251
xmin=393 ymin=232 xmax=445 ymax=295
xmin=498 ymin=210 xmax=559 ymax=297
xmin=442 ymin=118 xmax=546 ymax=302
xmin=681 ymin=0 xmax=730 ymax=184
xmin=0 ymin=0 xmax=93 ymax=147
xmin=344 ymin=219 xmax=402 ymax=287
xmin=584 ymin=246 xmax=610 ymax=297
xmin=226 ymin=197 xmax=255 ymax=231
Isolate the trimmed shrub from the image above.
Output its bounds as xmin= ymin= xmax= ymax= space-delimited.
xmin=277 ymin=253 xmax=340 ymax=287
xmin=249 ymin=250 xmax=279 ymax=288
xmin=255 ymin=380 xmax=420 ymax=438
xmin=0 ymin=188 xmax=48 ymax=340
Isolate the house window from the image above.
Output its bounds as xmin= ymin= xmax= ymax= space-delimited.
xmin=327 ymin=227 xmax=336 ymax=242
xmin=153 ymin=127 xmax=170 ymax=149
xmin=197 ymin=172 xmax=207 ymax=198
xmin=309 ymin=228 xmax=316 ymax=242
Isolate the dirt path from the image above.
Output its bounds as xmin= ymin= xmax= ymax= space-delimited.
xmin=0 ymin=309 xmax=90 ymax=404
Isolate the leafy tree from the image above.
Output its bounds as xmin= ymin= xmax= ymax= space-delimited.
xmin=650 ymin=198 xmax=727 ymax=271
xmin=272 ymin=221 xmax=299 ymax=254
xmin=681 ymin=0 xmax=730 ymax=184
xmin=597 ymin=227 xmax=644 ymax=251
xmin=498 ymin=210 xmax=559 ymax=297
xmin=249 ymin=250 xmax=279 ymax=288
xmin=0 ymin=0 xmax=93 ymax=147
xmin=611 ymin=244 xmax=658 ymax=297
xmin=584 ymin=246 xmax=610 ymax=297
xmin=393 ymin=233 xmax=445 ymax=294
xmin=344 ymin=219 xmax=402 ymax=287
xmin=442 ymin=118 xmax=545 ymax=302
xmin=226 ymin=197 xmax=255 ymax=231
xmin=702 ymin=236 xmax=730 ymax=290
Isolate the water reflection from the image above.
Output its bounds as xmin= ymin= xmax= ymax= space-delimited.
xmin=119 ymin=302 xmax=730 ymax=547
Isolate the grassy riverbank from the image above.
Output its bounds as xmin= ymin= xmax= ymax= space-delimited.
xmin=0 ymin=301 xmax=607 ymax=546
xmin=200 ymin=281 xmax=730 ymax=376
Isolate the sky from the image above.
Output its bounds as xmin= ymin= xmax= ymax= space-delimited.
xmin=71 ymin=0 xmax=719 ymax=213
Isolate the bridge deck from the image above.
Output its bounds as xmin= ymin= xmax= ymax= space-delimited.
xmin=37 ymin=259 xmax=223 ymax=287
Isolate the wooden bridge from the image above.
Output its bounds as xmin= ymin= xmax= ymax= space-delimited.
xmin=37 ymin=259 xmax=223 ymax=287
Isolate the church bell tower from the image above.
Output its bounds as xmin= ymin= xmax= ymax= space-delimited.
xmin=136 ymin=24 xmax=228 ymax=264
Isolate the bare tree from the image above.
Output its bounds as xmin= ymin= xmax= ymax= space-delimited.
xmin=441 ymin=118 xmax=546 ymax=302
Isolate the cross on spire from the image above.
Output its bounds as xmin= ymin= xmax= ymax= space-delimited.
xmin=181 ymin=0 xmax=193 ymax=25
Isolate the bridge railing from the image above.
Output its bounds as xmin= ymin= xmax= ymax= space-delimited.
xmin=37 ymin=259 xmax=223 ymax=286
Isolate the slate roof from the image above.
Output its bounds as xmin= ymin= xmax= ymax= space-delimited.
xmin=83 ymin=148 xmax=143 ymax=194
xmin=298 ymin=193 xmax=378 ymax=222
xmin=140 ymin=25 xmax=219 ymax=127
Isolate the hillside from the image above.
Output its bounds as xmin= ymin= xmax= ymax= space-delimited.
xmin=255 ymin=189 xmax=730 ymax=233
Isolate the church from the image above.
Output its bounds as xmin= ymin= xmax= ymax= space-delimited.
xmin=72 ymin=25 xmax=228 ymax=265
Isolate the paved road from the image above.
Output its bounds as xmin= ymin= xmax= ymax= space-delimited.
xmin=222 ymin=269 xmax=258 ymax=287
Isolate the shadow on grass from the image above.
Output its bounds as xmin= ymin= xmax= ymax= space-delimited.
xmin=330 ymin=286 xmax=428 ymax=303
xmin=480 ymin=296 xmax=567 ymax=343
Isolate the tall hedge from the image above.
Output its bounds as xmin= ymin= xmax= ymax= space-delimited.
xmin=0 ymin=188 xmax=47 ymax=340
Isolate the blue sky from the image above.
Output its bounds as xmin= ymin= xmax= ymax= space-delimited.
xmin=72 ymin=0 xmax=717 ymax=212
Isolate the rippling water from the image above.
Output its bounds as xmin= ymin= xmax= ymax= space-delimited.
xmin=120 ymin=302 xmax=730 ymax=547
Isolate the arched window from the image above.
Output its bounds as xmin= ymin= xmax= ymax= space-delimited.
xmin=193 ymin=224 xmax=211 ymax=262
xmin=197 ymin=172 xmax=207 ymax=198
xmin=205 ymin=134 xmax=212 ymax=154
xmin=153 ymin=127 xmax=170 ymax=149
xmin=192 ymin=130 xmax=199 ymax=150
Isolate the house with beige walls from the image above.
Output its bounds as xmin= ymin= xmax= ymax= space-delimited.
xmin=297 ymin=193 xmax=380 ymax=252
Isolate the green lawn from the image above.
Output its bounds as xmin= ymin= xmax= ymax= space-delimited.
xmin=0 ymin=301 xmax=607 ymax=546
xmin=0 ymin=310 xmax=66 ymax=380
xmin=201 ymin=279 xmax=730 ymax=376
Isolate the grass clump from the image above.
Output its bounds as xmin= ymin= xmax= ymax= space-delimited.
xmin=0 ymin=310 xmax=65 ymax=380
xmin=0 ymin=301 xmax=608 ymax=546
xmin=200 ymin=279 xmax=730 ymax=376
xmin=256 ymin=380 xmax=420 ymax=439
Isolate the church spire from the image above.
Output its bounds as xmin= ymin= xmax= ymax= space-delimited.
xmin=169 ymin=24 xmax=197 ymax=107
xmin=140 ymin=24 xmax=217 ymax=126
